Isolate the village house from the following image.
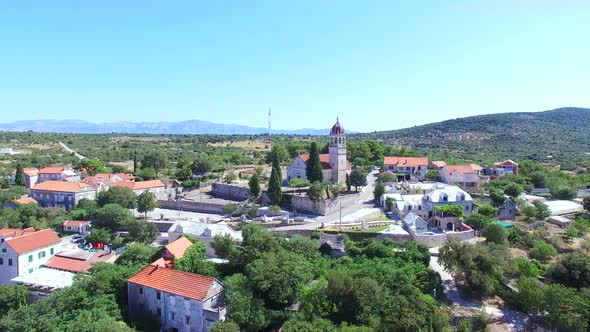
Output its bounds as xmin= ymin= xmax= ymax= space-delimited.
xmin=112 ymin=179 xmax=168 ymax=199
xmin=3 ymin=197 xmax=38 ymax=210
xmin=38 ymin=166 xmax=81 ymax=183
xmin=31 ymin=181 xmax=96 ymax=211
xmin=494 ymin=160 xmax=519 ymax=175
xmin=287 ymin=119 xmax=349 ymax=184
xmin=497 ymin=197 xmax=517 ymax=220
xmin=168 ymin=222 xmax=242 ymax=258
xmin=388 ymin=184 xmax=474 ymax=220
xmin=45 ymin=248 xmax=113 ymax=274
xmin=439 ymin=164 xmax=483 ymax=190
xmin=127 ymin=265 xmax=226 ymax=332
xmin=82 ymin=173 xmax=135 ymax=192
xmin=62 ymin=220 xmax=91 ymax=234
xmin=429 ymin=161 xmax=447 ymax=171
xmin=0 ymin=228 xmax=62 ymax=285
xmin=383 ymin=156 xmax=429 ymax=180
xmin=11 ymin=167 xmax=39 ymax=189
xmin=151 ymin=236 xmax=193 ymax=269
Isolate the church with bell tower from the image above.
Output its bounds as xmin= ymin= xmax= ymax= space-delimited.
xmin=286 ymin=118 xmax=350 ymax=184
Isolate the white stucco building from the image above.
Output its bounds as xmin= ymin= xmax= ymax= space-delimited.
xmin=0 ymin=228 xmax=62 ymax=285
xmin=287 ymin=118 xmax=350 ymax=184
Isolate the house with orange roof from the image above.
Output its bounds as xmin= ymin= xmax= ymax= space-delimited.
xmin=82 ymin=172 xmax=135 ymax=192
xmin=383 ymin=156 xmax=429 ymax=180
xmin=127 ymin=265 xmax=226 ymax=331
xmin=429 ymin=161 xmax=447 ymax=171
xmin=62 ymin=220 xmax=91 ymax=234
xmin=3 ymin=197 xmax=38 ymax=210
xmin=112 ymin=179 xmax=167 ymax=199
xmin=439 ymin=164 xmax=483 ymax=191
xmin=287 ymin=119 xmax=350 ymax=184
xmin=38 ymin=166 xmax=81 ymax=183
xmin=0 ymin=228 xmax=62 ymax=284
xmin=31 ymin=180 xmax=96 ymax=210
xmin=11 ymin=167 xmax=39 ymax=188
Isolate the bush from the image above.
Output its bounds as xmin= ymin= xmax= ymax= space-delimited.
xmin=483 ymin=223 xmax=508 ymax=244
xmin=529 ymin=241 xmax=557 ymax=263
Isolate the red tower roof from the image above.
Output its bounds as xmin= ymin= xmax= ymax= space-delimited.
xmin=330 ymin=119 xmax=345 ymax=136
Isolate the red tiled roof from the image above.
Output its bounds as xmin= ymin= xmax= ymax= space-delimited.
xmin=444 ymin=164 xmax=482 ymax=174
xmin=128 ymin=266 xmax=216 ymax=301
xmin=299 ymin=154 xmax=332 ymax=170
xmin=112 ymin=180 xmax=165 ymax=191
xmin=62 ymin=220 xmax=91 ymax=228
xmin=430 ymin=161 xmax=447 ymax=168
xmin=0 ymin=227 xmax=36 ymax=238
xmin=164 ymin=236 xmax=193 ymax=259
xmin=13 ymin=197 xmax=38 ymax=205
xmin=46 ymin=250 xmax=113 ymax=273
xmin=383 ymin=156 xmax=429 ymax=167
xmin=38 ymin=166 xmax=66 ymax=174
xmin=150 ymin=257 xmax=173 ymax=268
xmin=32 ymin=181 xmax=91 ymax=193
xmin=6 ymin=229 xmax=61 ymax=254
xmin=494 ymin=160 xmax=518 ymax=167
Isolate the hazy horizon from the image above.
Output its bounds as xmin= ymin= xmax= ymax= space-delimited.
xmin=1 ymin=1 xmax=590 ymax=132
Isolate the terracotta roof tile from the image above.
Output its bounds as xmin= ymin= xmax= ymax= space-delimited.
xmin=383 ymin=157 xmax=429 ymax=167
xmin=32 ymin=181 xmax=92 ymax=193
xmin=46 ymin=250 xmax=113 ymax=273
xmin=430 ymin=161 xmax=447 ymax=168
xmin=62 ymin=220 xmax=91 ymax=228
xmin=444 ymin=164 xmax=482 ymax=174
xmin=112 ymin=180 xmax=164 ymax=191
xmin=299 ymin=154 xmax=332 ymax=170
xmin=38 ymin=166 xmax=66 ymax=174
xmin=127 ymin=266 xmax=216 ymax=301
xmin=6 ymin=229 xmax=61 ymax=254
xmin=13 ymin=197 xmax=38 ymax=205
xmin=164 ymin=236 xmax=193 ymax=259
xmin=0 ymin=227 xmax=36 ymax=238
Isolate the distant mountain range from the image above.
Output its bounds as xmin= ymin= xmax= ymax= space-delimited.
xmin=359 ymin=107 xmax=590 ymax=169
xmin=0 ymin=119 xmax=341 ymax=136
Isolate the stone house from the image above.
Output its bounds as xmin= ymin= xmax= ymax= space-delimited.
xmin=497 ymin=197 xmax=517 ymax=220
xmin=62 ymin=220 xmax=92 ymax=234
xmin=112 ymin=180 xmax=168 ymax=200
xmin=38 ymin=166 xmax=81 ymax=183
xmin=383 ymin=156 xmax=429 ymax=180
xmin=0 ymin=228 xmax=62 ymax=285
xmin=11 ymin=167 xmax=39 ymax=189
xmin=439 ymin=164 xmax=483 ymax=190
xmin=31 ymin=181 xmax=96 ymax=211
xmin=127 ymin=265 xmax=226 ymax=332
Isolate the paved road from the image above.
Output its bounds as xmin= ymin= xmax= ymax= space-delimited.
xmin=59 ymin=141 xmax=85 ymax=160
xmin=274 ymin=171 xmax=379 ymax=231
xmin=430 ymin=255 xmax=528 ymax=331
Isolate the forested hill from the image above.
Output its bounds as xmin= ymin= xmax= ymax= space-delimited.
xmin=357 ymin=107 xmax=590 ymax=170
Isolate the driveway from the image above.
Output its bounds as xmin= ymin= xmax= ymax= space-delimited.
xmin=59 ymin=141 xmax=85 ymax=160
xmin=430 ymin=255 xmax=529 ymax=331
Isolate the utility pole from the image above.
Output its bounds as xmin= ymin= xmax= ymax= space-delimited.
xmin=339 ymin=201 xmax=342 ymax=233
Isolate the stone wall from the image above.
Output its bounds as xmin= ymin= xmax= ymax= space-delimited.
xmin=210 ymin=183 xmax=250 ymax=201
xmin=412 ymin=229 xmax=475 ymax=248
xmin=158 ymin=199 xmax=226 ymax=214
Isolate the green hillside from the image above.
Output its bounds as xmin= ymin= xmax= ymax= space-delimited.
xmin=357 ymin=107 xmax=590 ymax=170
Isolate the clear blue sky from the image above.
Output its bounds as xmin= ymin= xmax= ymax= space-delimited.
xmin=1 ymin=1 xmax=589 ymax=132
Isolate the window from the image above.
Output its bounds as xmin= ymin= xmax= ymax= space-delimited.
xmin=2 ymin=248 xmax=6 ymax=252
xmin=156 ymin=292 xmax=161 ymax=300
xmin=38 ymin=251 xmax=46 ymax=259
xmin=185 ymin=315 xmax=191 ymax=325
xmin=169 ymin=312 xmax=175 ymax=320
xmin=138 ymin=287 xmax=143 ymax=295
xmin=157 ymin=308 xmax=161 ymax=316
xmin=8 ymin=259 xmax=12 ymax=266
xmin=50 ymin=248 xmax=54 ymax=255
xmin=0 ymin=258 xmax=3 ymax=265
xmin=28 ymin=268 xmax=33 ymax=273
xmin=28 ymin=255 xmax=33 ymax=262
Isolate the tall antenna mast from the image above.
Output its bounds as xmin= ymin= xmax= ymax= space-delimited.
xmin=268 ymin=107 xmax=272 ymax=149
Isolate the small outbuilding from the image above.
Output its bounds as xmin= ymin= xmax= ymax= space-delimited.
xmin=548 ymin=216 xmax=572 ymax=228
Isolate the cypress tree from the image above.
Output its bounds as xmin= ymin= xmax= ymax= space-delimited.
xmin=14 ymin=163 xmax=25 ymax=187
xmin=267 ymin=154 xmax=283 ymax=205
xmin=306 ymin=142 xmax=324 ymax=183
xmin=249 ymin=174 xmax=261 ymax=198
